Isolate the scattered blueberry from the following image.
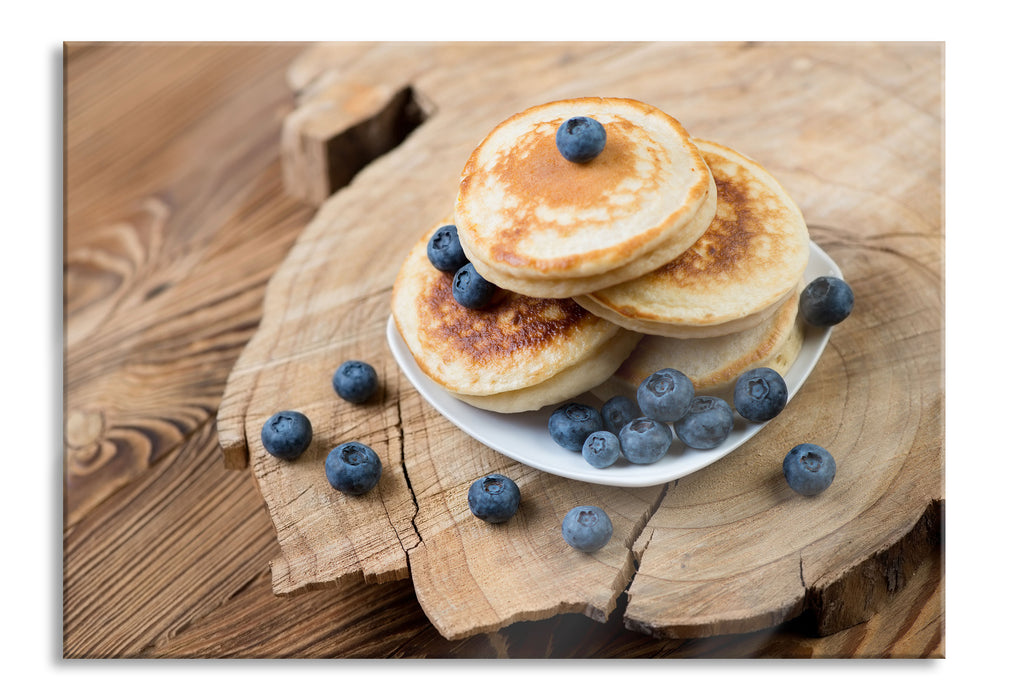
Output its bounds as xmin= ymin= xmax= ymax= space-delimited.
xmin=799 ymin=276 xmax=854 ymax=327
xmin=261 ymin=410 xmax=313 ymax=460
xmin=601 ymin=395 xmax=638 ymax=435
xmin=467 ymin=473 xmax=521 ymax=523
xmin=325 ymin=441 xmax=383 ymax=496
xmin=548 ymin=402 xmax=604 ymax=451
xmin=637 ymin=368 xmax=695 ymax=422
xmin=673 ymin=396 xmax=734 ymax=450
xmin=556 ymin=116 xmax=607 ymax=163
xmin=562 ymin=505 xmax=613 ymax=552
xmin=426 ymin=224 xmax=468 ymax=273
xmin=582 ymin=431 xmax=621 ymax=468
xmin=619 ymin=417 xmax=673 ymax=464
xmin=734 ymin=367 xmax=788 ymax=423
xmin=452 ymin=262 xmax=497 ymax=310
xmin=783 ymin=443 xmax=836 ymax=496
xmin=332 ymin=360 xmax=379 ymax=404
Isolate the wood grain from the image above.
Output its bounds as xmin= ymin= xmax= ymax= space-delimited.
xmin=63 ymin=42 xmax=943 ymax=658
xmin=64 ymin=42 xmax=314 ymax=526
xmin=625 ymin=228 xmax=943 ymax=637
xmin=219 ymin=41 xmax=943 ymax=641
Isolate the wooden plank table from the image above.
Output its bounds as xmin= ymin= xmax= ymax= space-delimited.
xmin=63 ymin=41 xmax=944 ymax=658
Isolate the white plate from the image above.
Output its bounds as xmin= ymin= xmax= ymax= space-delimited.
xmin=387 ymin=242 xmax=840 ymax=488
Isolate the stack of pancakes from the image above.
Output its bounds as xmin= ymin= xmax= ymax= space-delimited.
xmin=392 ymin=97 xmax=809 ymax=413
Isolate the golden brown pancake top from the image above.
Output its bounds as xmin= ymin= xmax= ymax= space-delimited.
xmin=653 ymin=148 xmax=793 ymax=287
xmin=419 ymin=270 xmax=594 ymax=368
xmin=455 ymin=97 xmax=712 ymax=280
xmin=464 ymin=117 xmax=653 ymax=268
xmin=392 ymin=223 xmax=624 ymax=396
xmin=581 ymin=138 xmax=809 ymax=328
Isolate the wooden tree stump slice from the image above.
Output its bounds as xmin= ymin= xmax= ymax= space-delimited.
xmin=217 ymin=41 xmax=943 ymax=641
xmin=624 ymin=229 xmax=943 ymax=637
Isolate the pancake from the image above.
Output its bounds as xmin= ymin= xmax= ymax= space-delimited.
xmin=575 ymin=139 xmax=810 ymax=338
xmin=593 ymin=288 xmax=804 ymax=402
xmin=464 ymin=181 xmax=716 ymax=300
xmin=391 ymin=222 xmax=642 ymax=413
xmin=454 ymin=97 xmax=716 ymax=298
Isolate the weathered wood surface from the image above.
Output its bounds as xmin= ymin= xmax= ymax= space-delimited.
xmin=63 ymin=42 xmax=943 ymax=658
xmin=219 ymin=42 xmax=943 ymax=641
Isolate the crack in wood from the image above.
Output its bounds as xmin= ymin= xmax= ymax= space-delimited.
xmin=394 ymin=393 xmax=423 ymax=558
xmin=285 ymin=486 xmax=313 ymax=508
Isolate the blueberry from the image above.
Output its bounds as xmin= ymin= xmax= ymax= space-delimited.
xmin=582 ymin=431 xmax=621 ymax=468
xmin=673 ymin=396 xmax=734 ymax=450
xmin=452 ymin=262 xmax=497 ymax=310
xmin=325 ymin=441 xmax=382 ymax=496
xmin=637 ymin=368 xmax=695 ymax=422
xmin=556 ymin=116 xmax=607 ymax=163
xmin=601 ymin=395 xmax=638 ymax=435
xmin=562 ymin=505 xmax=613 ymax=552
xmin=261 ymin=410 xmax=313 ymax=460
xmin=783 ymin=443 xmax=836 ymax=496
xmin=426 ymin=224 xmax=468 ymax=273
xmin=467 ymin=473 xmax=521 ymax=523
xmin=734 ymin=367 xmax=788 ymax=422
xmin=799 ymin=276 xmax=854 ymax=327
xmin=332 ymin=360 xmax=379 ymax=404
xmin=618 ymin=417 xmax=673 ymax=464
xmin=548 ymin=402 xmax=604 ymax=451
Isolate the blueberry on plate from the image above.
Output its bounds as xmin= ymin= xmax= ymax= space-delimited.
xmin=734 ymin=367 xmax=788 ymax=422
xmin=673 ymin=396 xmax=734 ymax=450
xmin=426 ymin=224 xmax=468 ymax=273
xmin=601 ymin=395 xmax=638 ymax=435
xmin=332 ymin=360 xmax=379 ymax=404
xmin=783 ymin=443 xmax=836 ymax=496
xmin=261 ymin=410 xmax=313 ymax=460
xmin=325 ymin=442 xmax=383 ymax=496
xmin=619 ymin=417 xmax=673 ymax=464
xmin=799 ymin=276 xmax=854 ymax=327
xmin=452 ymin=262 xmax=497 ymax=310
xmin=637 ymin=368 xmax=695 ymax=422
xmin=468 ymin=473 xmax=521 ymax=523
xmin=582 ymin=431 xmax=621 ymax=468
xmin=556 ymin=116 xmax=607 ymax=163
xmin=562 ymin=505 xmax=613 ymax=553
xmin=548 ymin=402 xmax=604 ymax=451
